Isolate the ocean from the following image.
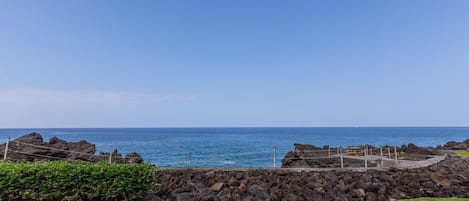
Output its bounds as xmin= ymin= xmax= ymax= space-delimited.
xmin=0 ymin=127 xmax=467 ymax=167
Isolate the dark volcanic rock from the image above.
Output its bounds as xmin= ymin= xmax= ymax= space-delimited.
xmin=148 ymin=155 xmax=469 ymax=200
xmin=16 ymin=132 xmax=44 ymax=144
xmin=145 ymin=138 xmax=469 ymax=200
xmin=0 ymin=132 xmax=143 ymax=163
xmin=282 ymin=138 xmax=469 ymax=168
xmin=443 ymin=140 xmax=469 ymax=150
xmin=125 ymin=152 xmax=144 ymax=163
xmin=400 ymin=143 xmax=440 ymax=155
xmin=294 ymin=143 xmax=322 ymax=152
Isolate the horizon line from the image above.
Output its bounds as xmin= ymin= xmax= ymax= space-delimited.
xmin=1 ymin=126 xmax=468 ymax=129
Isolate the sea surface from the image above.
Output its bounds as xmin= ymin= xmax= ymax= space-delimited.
xmin=0 ymin=127 xmax=467 ymax=167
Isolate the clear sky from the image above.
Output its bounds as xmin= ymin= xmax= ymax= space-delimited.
xmin=1 ymin=0 xmax=468 ymax=128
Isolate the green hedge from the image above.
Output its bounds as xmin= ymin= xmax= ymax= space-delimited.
xmin=0 ymin=161 xmax=156 ymax=201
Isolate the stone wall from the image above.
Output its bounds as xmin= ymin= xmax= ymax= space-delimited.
xmin=145 ymin=155 xmax=469 ymax=201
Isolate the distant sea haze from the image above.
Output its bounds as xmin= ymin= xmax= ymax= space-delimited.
xmin=1 ymin=127 xmax=467 ymax=167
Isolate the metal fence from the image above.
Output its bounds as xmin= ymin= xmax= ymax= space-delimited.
xmin=2 ymin=137 xmax=440 ymax=169
xmin=282 ymin=145 xmax=400 ymax=169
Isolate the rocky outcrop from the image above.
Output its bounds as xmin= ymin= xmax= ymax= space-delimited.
xmin=283 ymin=144 xmax=390 ymax=168
xmin=0 ymin=132 xmax=143 ymax=163
xmin=126 ymin=152 xmax=144 ymax=163
xmin=442 ymin=139 xmax=469 ymax=150
xmin=282 ymin=139 xmax=468 ymax=168
xmin=400 ymin=143 xmax=440 ymax=155
xmin=145 ymin=155 xmax=469 ymax=200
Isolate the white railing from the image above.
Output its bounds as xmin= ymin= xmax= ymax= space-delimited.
xmin=1 ymin=137 xmax=444 ymax=169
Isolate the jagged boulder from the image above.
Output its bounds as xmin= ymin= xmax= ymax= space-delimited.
xmin=49 ymin=137 xmax=68 ymax=149
xmin=283 ymin=144 xmax=342 ymax=168
xmin=443 ymin=140 xmax=469 ymax=150
xmin=125 ymin=152 xmax=144 ymax=164
xmin=16 ymin=132 xmax=44 ymax=144
xmin=0 ymin=133 xmax=143 ymax=163
xmin=401 ymin=143 xmax=440 ymax=155
xmin=293 ymin=143 xmax=322 ymax=152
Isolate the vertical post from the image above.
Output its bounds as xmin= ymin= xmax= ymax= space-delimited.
xmin=328 ymin=147 xmax=331 ymax=158
xmin=340 ymin=147 xmax=344 ymax=168
xmin=3 ymin=137 xmax=10 ymax=161
xmin=364 ymin=146 xmax=368 ymax=169
xmin=273 ymin=147 xmax=277 ymax=168
xmin=394 ymin=146 xmax=398 ymax=164
xmin=188 ymin=152 xmax=192 ymax=167
xmin=379 ymin=147 xmax=384 ymax=167
xmin=370 ymin=147 xmax=373 ymax=155
xmin=387 ymin=147 xmax=391 ymax=158
xmin=108 ymin=151 xmax=112 ymax=163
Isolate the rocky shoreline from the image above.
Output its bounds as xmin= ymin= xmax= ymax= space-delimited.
xmin=0 ymin=133 xmax=143 ymax=163
xmin=144 ymin=139 xmax=469 ymax=201
xmin=145 ymin=154 xmax=469 ymax=200
xmin=282 ymin=140 xmax=468 ymax=168
xmin=2 ymin=133 xmax=468 ymax=200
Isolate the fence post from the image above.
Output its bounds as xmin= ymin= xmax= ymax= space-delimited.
xmin=364 ymin=146 xmax=368 ymax=169
xmin=379 ymin=147 xmax=384 ymax=167
xmin=108 ymin=151 xmax=112 ymax=163
xmin=188 ymin=152 xmax=192 ymax=167
xmin=328 ymin=147 xmax=331 ymax=158
xmin=387 ymin=147 xmax=391 ymax=158
xmin=3 ymin=137 xmax=10 ymax=161
xmin=273 ymin=147 xmax=277 ymax=168
xmin=340 ymin=147 xmax=344 ymax=168
xmin=394 ymin=146 xmax=398 ymax=164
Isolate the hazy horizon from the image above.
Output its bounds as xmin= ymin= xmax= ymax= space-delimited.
xmin=1 ymin=1 xmax=469 ymax=128
xmin=1 ymin=126 xmax=468 ymax=130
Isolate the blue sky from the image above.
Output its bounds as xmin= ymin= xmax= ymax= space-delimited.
xmin=1 ymin=0 xmax=468 ymax=127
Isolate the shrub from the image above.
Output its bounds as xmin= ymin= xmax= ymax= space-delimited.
xmin=0 ymin=161 xmax=155 ymax=201
xmin=456 ymin=151 xmax=469 ymax=157
xmin=398 ymin=151 xmax=405 ymax=157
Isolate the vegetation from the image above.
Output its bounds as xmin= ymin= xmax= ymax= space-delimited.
xmin=401 ymin=198 xmax=469 ymax=201
xmin=456 ymin=151 xmax=469 ymax=157
xmin=398 ymin=151 xmax=405 ymax=157
xmin=0 ymin=161 xmax=155 ymax=201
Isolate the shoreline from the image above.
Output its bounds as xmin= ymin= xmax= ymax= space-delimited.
xmin=1 ymin=132 xmax=468 ymax=200
xmin=146 ymin=154 xmax=469 ymax=200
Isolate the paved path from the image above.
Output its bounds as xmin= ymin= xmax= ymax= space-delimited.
xmin=394 ymin=154 xmax=446 ymax=169
xmin=159 ymin=154 xmax=447 ymax=172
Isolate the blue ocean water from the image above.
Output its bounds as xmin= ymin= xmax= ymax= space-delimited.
xmin=0 ymin=127 xmax=467 ymax=167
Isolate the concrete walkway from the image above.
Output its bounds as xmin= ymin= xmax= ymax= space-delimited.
xmin=159 ymin=154 xmax=447 ymax=172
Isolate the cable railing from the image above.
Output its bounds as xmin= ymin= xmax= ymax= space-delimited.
xmin=8 ymin=150 xmax=91 ymax=163
xmin=1 ymin=140 xmax=143 ymax=164
xmin=1 ymin=138 xmax=444 ymax=169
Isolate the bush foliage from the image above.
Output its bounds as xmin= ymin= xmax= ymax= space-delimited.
xmin=0 ymin=161 xmax=155 ymax=201
xmin=456 ymin=151 xmax=469 ymax=157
